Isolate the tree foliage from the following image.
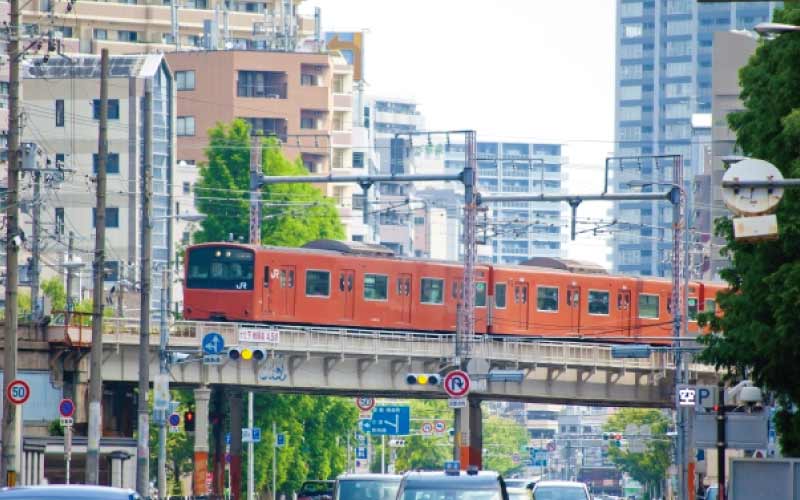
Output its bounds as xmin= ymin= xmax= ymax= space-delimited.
xmin=602 ymin=409 xmax=670 ymax=496
xmin=697 ymin=3 xmax=800 ymax=455
xmin=482 ymin=415 xmax=529 ymax=476
xmin=193 ymin=119 xmax=344 ymax=246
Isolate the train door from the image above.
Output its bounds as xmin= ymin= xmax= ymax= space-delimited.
xmin=567 ymin=284 xmax=581 ymax=333
xmin=269 ymin=266 xmax=296 ymax=317
xmin=339 ymin=269 xmax=355 ymax=320
xmin=261 ymin=265 xmax=272 ymax=316
xmin=513 ymin=281 xmax=530 ymax=330
xmin=617 ymin=288 xmax=631 ymax=336
xmin=397 ymin=273 xmax=412 ymax=324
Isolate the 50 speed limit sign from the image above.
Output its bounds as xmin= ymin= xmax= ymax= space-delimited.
xmin=6 ymin=379 xmax=30 ymax=405
xmin=355 ymin=397 xmax=376 ymax=412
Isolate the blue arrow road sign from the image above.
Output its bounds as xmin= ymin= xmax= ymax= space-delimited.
xmin=359 ymin=419 xmax=372 ymax=433
xmin=252 ymin=428 xmax=262 ymax=443
xmin=370 ymin=406 xmax=410 ymax=436
xmin=356 ymin=447 xmax=368 ymax=460
xmin=202 ymin=332 xmax=225 ymax=355
xmin=276 ymin=432 xmax=286 ymax=447
xmin=168 ymin=413 xmax=180 ymax=427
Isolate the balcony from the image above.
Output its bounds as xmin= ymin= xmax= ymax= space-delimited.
xmin=236 ymin=83 xmax=287 ymax=99
xmin=237 ymin=71 xmax=288 ymax=99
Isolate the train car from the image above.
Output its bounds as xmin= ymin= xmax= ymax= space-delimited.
xmin=183 ymin=241 xmax=725 ymax=344
xmin=183 ymin=241 xmax=490 ymax=333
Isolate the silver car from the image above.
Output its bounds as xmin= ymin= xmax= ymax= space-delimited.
xmin=531 ymin=481 xmax=591 ymax=500
xmin=0 ymin=485 xmax=142 ymax=499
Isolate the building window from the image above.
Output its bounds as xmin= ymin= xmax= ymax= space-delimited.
xmin=117 ymin=30 xmax=138 ymax=42
xmin=93 ymin=99 xmax=120 ymax=120
xmin=363 ymin=274 xmax=388 ymax=301
xmin=237 ymin=70 xmax=287 ymax=98
xmin=162 ymin=33 xmax=175 ymax=44
xmin=305 ymin=270 xmax=330 ymax=297
xmin=54 ymin=26 xmax=73 ymax=38
xmin=333 ymin=111 xmax=346 ymax=131
xmin=177 ymin=116 xmax=196 ymax=136
xmin=352 ymin=151 xmax=364 ymax=168
xmin=93 ymin=153 xmax=120 ymax=174
xmin=420 ymin=278 xmax=444 ymax=305
xmin=55 ymin=99 xmax=64 ymax=127
xmin=176 ymin=70 xmax=196 ymax=91
xmin=55 ymin=207 xmax=64 ymax=236
xmin=638 ymin=294 xmax=660 ymax=319
xmin=537 ymin=286 xmax=559 ymax=312
xmin=182 ymin=182 xmax=191 ymax=194
xmin=55 ymin=153 xmax=65 ymax=168
xmin=93 ymin=29 xmax=108 ymax=40
xmin=333 ymin=149 xmax=345 ymax=169
xmin=301 ymin=74 xmax=318 ymax=86
xmin=93 ymin=207 xmax=120 ymax=228
xmin=333 ymin=74 xmax=346 ymax=93
xmin=301 ymin=117 xmax=317 ymax=129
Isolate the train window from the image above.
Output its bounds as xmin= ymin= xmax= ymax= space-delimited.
xmin=288 ymin=270 xmax=294 ymax=288
xmin=588 ymin=290 xmax=610 ymax=315
xmin=475 ymin=282 xmax=487 ymax=307
xmin=420 ymin=278 xmax=445 ymax=305
xmin=537 ymin=286 xmax=559 ymax=312
xmin=186 ymin=246 xmax=254 ymax=290
xmin=705 ymin=299 xmax=716 ymax=313
xmin=305 ymin=270 xmax=330 ymax=297
xmin=263 ymin=266 xmax=270 ymax=288
xmin=688 ymin=298 xmax=698 ymax=321
xmin=364 ymin=274 xmax=388 ymax=301
xmin=396 ymin=277 xmax=411 ymax=296
xmin=495 ymin=283 xmax=507 ymax=309
xmin=638 ymin=294 xmax=660 ymax=319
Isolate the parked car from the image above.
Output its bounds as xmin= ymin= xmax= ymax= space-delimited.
xmin=0 ymin=485 xmax=141 ymax=499
xmin=531 ymin=480 xmax=591 ymax=500
xmin=507 ymin=486 xmax=533 ymax=500
xmin=335 ymin=473 xmax=401 ymax=500
xmin=505 ymin=479 xmax=537 ymax=490
xmin=298 ymin=480 xmax=335 ymax=500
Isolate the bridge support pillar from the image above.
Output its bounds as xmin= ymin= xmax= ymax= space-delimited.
xmin=193 ymin=386 xmax=211 ymax=496
xmin=455 ymin=397 xmax=482 ymax=469
xmin=230 ymin=391 xmax=243 ymax=500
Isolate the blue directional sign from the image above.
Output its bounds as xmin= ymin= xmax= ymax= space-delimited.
xmin=359 ymin=419 xmax=372 ymax=434
xmin=202 ymin=332 xmax=225 ymax=355
xmin=275 ymin=432 xmax=285 ymax=447
xmin=226 ymin=433 xmax=231 ymax=445
xmin=530 ymin=448 xmax=547 ymax=467
xmin=370 ymin=406 xmax=410 ymax=436
xmin=355 ymin=447 xmax=368 ymax=460
xmin=252 ymin=427 xmax=262 ymax=443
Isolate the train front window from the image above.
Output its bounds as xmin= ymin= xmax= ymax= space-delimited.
xmin=186 ymin=247 xmax=254 ymax=290
xmin=688 ymin=298 xmax=698 ymax=321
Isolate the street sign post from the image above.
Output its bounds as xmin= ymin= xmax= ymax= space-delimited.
xmin=448 ymin=398 xmax=466 ymax=409
xmin=443 ymin=370 xmax=470 ymax=398
xmin=59 ymin=399 xmax=75 ymax=418
xmin=356 ymin=447 xmax=368 ymax=460
xmin=59 ymin=397 xmax=75 ymax=484
xmin=6 ymin=379 xmax=30 ymax=405
xmin=370 ymin=406 xmax=410 ymax=436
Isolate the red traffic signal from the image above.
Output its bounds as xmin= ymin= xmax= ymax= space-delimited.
xmin=184 ymin=411 xmax=195 ymax=432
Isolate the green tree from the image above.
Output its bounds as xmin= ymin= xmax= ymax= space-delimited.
xmin=696 ymin=3 xmax=800 ymax=455
xmin=602 ymin=409 xmax=670 ymax=498
xmin=389 ymin=400 xmax=451 ymax=473
xmin=148 ymin=388 xmax=194 ymax=496
xmin=194 ymin=119 xmax=344 ymax=245
xmin=482 ymin=415 xmax=529 ymax=476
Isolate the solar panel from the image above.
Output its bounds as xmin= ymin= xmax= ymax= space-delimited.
xmin=24 ymin=55 xmax=145 ymax=79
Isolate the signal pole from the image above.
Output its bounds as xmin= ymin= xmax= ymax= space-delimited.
xmin=86 ymin=48 xmax=109 ymax=485
xmin=30 ymin=163 xmax=41 ymax=321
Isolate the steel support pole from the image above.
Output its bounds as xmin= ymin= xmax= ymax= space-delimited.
xmin=230 ymin=392 xmax=242 ymax=500
xmin=247 ymin=392 xmax=254 ymax=500
xmin=1 ymin=0 xmax=21 ymax=480
xmin=157 ymin=267 xmax=169 ymax=499
xmin=136 ymin=79 xmax=154 ymax=497
xmin=193 ymin=386 xmax=211 ymax=496
xmin=717 ymin=383 xmax=726 ymax=500
xmin=30 ymin=165 xmax=41 ymax=321
xmin=86 ymin=48 xmax=109 ymax=485
xmin=670 ymin=155 xmax=687 ymax=500
xmin=249 ymin=133 xmax=262 ymax=246
xmin=272 ymin=421 xmax=277 ymax=500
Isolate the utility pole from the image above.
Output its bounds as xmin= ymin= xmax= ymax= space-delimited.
xmin=30 ymin=163 xmax=41 ymax=321
xmin=248 ymin=392 xmax=254 ymax=500
xmin=137 ymin=78 xmax=154 ymax=497
xmin=1 ymin=0 xmax=22 ymax=480
xmin=86 ymin=47 xmax=109 ymax=485
xmin=65 ymin=231 xmax=74 ymax=325
xmin=157 ymin=267 xmax=168 ymax=498
xmin=248 ymin=131 xmax=260 ymax=500
xmin=272 ymin=421 xmax=277 ymax=500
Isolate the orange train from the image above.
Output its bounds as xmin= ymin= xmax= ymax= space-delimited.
xmin=182 ymin=241 xmax=725 ymax=344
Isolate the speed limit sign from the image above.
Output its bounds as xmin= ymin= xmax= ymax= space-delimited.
xmin=6 ymin=379 xmax=30 ymax=405
xmin=355 ymin=397 xmax=375 ymax=412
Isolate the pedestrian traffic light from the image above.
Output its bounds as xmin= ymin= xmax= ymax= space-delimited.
xmin=184 ymin=411 xmax=195 ymax=432
xmin=405 ymin=373 xmax=441 ymax=385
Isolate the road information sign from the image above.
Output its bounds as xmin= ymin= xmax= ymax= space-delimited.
xmin=370 ymin=405 xmax=410 ymax=436
xmin=6 ymin=379 xmax=30 ymax=405
xmin=355 ymin=397 xmax=375 ymax=412
xmin=202 ymin=332 xmax=225 ymax=355
xmin=356 ymin=447 xmax=368 ymax=460
xmin=443 ymin=370 xmax=470 ymax=398
xmin=434 ymin=420 xmax=447 ymax=433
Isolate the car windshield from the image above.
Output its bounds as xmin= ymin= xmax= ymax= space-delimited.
xmin=338 ymin=480 xmax=400 ymax=500
xmin=403 ymin=488 xmax=501 ymax=500
xmin=505 ymin=481 xmax=530 ymax=489
xmin=302 ymin=483 xmax=333 ymax=495
xmin=532 ymin=486 xmax=587 ymax=500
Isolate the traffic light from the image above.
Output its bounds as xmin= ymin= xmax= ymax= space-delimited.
xmin=405 ymin=373 xmax=441 ymax=385
xmin=228 ymin=347 xmax=267 ymax=361
xmin=184 ymin=411 xmax=195 ymax=432
xmin=613 ymin=433 xmax=622 ymax=447
xmin=389 ymin=439 xmax=406 ymax=447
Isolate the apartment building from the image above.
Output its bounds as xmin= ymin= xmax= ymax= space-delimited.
xmin=20 ymin=54 xmax=175 ymax=315
xmin=613 ymin=0 xmax=778 ymax=276
xmin=21 ymin=0 xmax=316 ymax=55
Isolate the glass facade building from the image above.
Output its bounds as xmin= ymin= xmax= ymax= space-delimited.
xmin=613 ymin=0 xmax=779 ymax=276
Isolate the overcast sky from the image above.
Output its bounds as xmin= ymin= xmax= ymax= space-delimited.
xmin=300 ymin=0 xmax=617 ymax=266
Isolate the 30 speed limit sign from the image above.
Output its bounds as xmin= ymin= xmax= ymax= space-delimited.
xmin=6 ymin=379 xmax=30 ymax=405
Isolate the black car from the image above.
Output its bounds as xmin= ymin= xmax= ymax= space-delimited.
xmin=298 ymin=480 xmax=336 ymax=500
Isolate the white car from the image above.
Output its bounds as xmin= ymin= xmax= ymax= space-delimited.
xmin=531 ymin=481 xmax=591 ymax=500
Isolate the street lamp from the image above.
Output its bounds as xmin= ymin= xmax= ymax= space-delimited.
xmin=755 ymin=22 xmax=800 ymax=36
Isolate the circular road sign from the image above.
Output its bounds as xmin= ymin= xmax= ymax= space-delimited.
xmin=355 ymin=397 xmax=376 ymax=412
xmin=202 ymin=332 xmax=225 ymax=355
xmin=434 ymin=420 xmax=447 ymax=433
xmin=58 ymin=398 xmax=75 ymax=418
xmin=421 ymin=422 xmax=433 ymax=434
xmin=722 ymin=158 xmax=784 ymax=216
xmin=6 ymin=379 xmax=30 ymax=405
xmin=443 ymin=370 xmax=471 ymax=398
xmin=168 ymin=413 xmax=181 ymax=427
